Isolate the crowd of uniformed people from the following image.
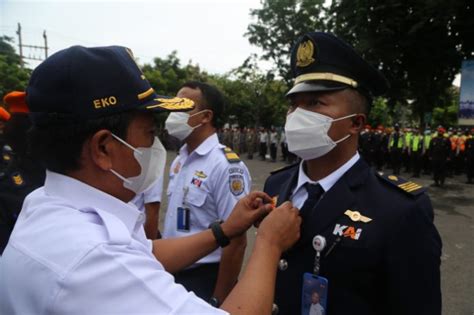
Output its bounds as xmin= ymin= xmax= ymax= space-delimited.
xmin=0 ymin=30 xmax=452 ymax=315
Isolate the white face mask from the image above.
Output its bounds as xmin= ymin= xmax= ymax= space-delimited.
xmin=165 ymin=110 xmax=207 ymax=141
xmin=109 ymin=134 xmax=166 ymax=195
xmin=284 ymin=107 xmax=356 ymax=160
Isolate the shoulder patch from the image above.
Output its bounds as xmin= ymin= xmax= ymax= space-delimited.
xmin=376 ymin=172 xmax=426 ymax=196
xmin=222 ymin=147 xmax=240 ymax=163
xmin=270 ymin=162 xmax=299 ymax=175
xmin=10 ymin=172 xmax=25 ymax=187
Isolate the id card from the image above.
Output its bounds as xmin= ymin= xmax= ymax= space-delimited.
xmin=177 ymin=207 xmax=190 ymax=231
xmin=301 ymin=272 xmax=328 ymax=315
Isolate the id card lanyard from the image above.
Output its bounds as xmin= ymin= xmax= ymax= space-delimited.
xmin=177 ymin=186 xmax=191 ymax=232
xmin=301 ymin=235 xmax=329 ymax=315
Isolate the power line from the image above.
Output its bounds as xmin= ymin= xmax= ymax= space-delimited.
xmin=16 ymin=23 xmax=48 ymax=67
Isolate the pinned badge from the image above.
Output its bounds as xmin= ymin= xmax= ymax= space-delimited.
xmin=194 ymin=170 xmax=207 ymax=179
xmin=344 ymin=210 xmax=372 ymax=223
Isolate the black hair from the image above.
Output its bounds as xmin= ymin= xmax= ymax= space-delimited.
xmin=180 ymin=81 xmax=224 ymax=128
xmin=349 ymin=88 xmax=369 ymax=116
xmin=29 ymin=111 xmax=136 ymax=174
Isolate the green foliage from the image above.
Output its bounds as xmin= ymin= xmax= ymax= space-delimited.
xmin=246 ymin=0 xmax=327 ymax=85
xmin=141 ymin=51 xmax=288 ymax=128
xmin=0 ymin=36 xmax=30 ymax=101
xmin=245 ymin=0 xmax=472 ymax=124
xmin=368 ymin=97 xmax=390 ymax=127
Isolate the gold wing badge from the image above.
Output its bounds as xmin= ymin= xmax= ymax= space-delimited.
xmin=296 ymin=40 xmax=315 ymax=67
xmin=146 ymin=97 xmax=195 ymax=111
xmin=344 ymin=210 xmax=372 ymax=223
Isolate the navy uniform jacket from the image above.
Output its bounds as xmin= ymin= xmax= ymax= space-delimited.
xmin=264 ymin=159 xmax=441 ymax=315
xmin=0 ymin=158 xmax=45 ymax=254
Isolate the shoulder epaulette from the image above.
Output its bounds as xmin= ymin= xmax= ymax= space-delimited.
xmin=376 ymin=172 xmax=426 ymax=196
xmin=222 ymin=147 xmax=240 ymax=163
xmin=270 ymin=162 xmax=299 ymax=175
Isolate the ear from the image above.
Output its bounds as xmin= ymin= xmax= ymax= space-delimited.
xmin=202 ymin=110 xmax=214 ymax=125
xmin=89 ymin=130 xmax=116 ymax=171
xmin=350 ymin=114 xmax=366 ymax=134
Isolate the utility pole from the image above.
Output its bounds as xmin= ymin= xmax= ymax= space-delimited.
xmin=16 ymin=23 xmax=24 ymax=68
xmin=16 ymin=22 xmax=49 ymax=68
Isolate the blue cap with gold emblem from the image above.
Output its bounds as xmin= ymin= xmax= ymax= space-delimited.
xmin=27 ymin=45 xmax=194 ymax=126
xmin=287 ymin=32 xmax=389 ymax=101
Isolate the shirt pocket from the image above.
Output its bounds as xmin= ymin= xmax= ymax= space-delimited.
xmin=186 ymin=187 xmax=207 ymax=207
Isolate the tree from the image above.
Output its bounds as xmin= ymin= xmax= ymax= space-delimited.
xmin=0 ymin=36 xmax=30 ymax=102
xmin=246 ymin=0 xmax=473 ymax=124
xmin=246 ymin=0 xmax=327 ymax=85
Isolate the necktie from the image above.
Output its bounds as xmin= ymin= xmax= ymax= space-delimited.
xmin=299 ymin=183 xmax=324 ymax=220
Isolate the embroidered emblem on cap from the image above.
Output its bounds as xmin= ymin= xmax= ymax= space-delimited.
xmin=146 ymin=97 xmax=194 ymax=110
xmin=296 ymin=40 xmax=315 ymax=68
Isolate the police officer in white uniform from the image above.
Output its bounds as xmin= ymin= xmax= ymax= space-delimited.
xmin=163 ymin=81 xmax=251 ymax=306
xmin=0 ymin=45 xmax=302 ymax=315
xmin=131 ymin=175 xmax=164 ymax=239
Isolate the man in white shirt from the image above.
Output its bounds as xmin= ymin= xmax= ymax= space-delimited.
xmin=0 ymin=45 xmax=301 ymax=315
xmin=131 ymin=176 xmax=163 ymax=239
xmin=163 ymin=81 xmax=250 ymax=306
xmin=259 ymin=127 xmax=268 ymax=160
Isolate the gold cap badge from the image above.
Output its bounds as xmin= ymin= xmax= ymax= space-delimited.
xmin=296 ymin=40 xmax=315 ymax=67
xmin=344 ymin=210 xmax=372 ymax=223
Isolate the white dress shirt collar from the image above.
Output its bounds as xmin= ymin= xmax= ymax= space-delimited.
xmin=179 ymin=133 xmax=220 ymax=159
xmin=294 ymin=152 xmax=360 ymax=194
xmin=44 ymin=170 xmax=141 ymax=235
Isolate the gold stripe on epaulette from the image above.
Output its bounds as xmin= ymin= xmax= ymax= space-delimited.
xmin=398 ymin=183 xmax=420 ymax=190
xmin=226 ymin=153 xmax=239 ymax=160
xmin=398 ymin=182 xmax=422 ymax=192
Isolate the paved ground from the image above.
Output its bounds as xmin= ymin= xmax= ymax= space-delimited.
xmin=160 ymin=150 xmax=473 ymax=315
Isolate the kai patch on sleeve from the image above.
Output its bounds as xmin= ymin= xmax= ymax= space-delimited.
xmin=377 ymin=172 xmax=426 ymax=196
xmin=229 ymin=174 xmax=245 ymax=196
xmin=222 ymin=147 xmax=240 ymax=163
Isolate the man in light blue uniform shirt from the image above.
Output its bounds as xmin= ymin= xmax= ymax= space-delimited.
xmin=0 ymin=45 xmax=302 ymax=315
xmin=163 ymin=81 xmax=251 ymax=306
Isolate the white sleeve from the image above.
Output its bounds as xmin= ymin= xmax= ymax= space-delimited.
xmin=51 ymin=244 xmax=228 ymax=315
xmin=143 ymin=175 xmax=164 ymax=204
xmin=212 ymin=161 xmax=252 ymax=220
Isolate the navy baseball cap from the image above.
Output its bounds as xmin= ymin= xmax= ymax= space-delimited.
xmin=287 ymin=32 xmax=389 ymax=100
xmin=27 ymin=45 xmax=194 ymax=125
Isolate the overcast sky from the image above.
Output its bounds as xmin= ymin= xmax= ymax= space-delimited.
xmin=0 ymin=0 xmax=269 ymax=73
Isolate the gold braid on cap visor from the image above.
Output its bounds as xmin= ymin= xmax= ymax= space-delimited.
xmin=294 ymin=73 xmax=358 ymax=88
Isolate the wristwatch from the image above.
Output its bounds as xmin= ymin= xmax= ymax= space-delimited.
xmin=209 ymin=296 xmax=220 ymax=307
xmin=208 ymin=220 xmax=230 ymax=248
